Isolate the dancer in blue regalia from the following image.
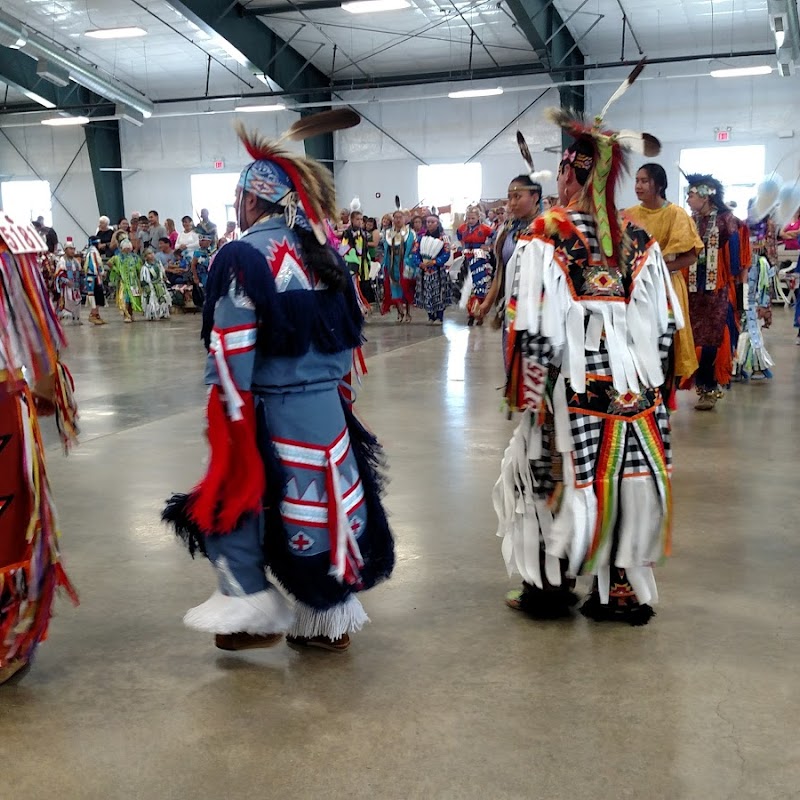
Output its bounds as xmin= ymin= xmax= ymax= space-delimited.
xmin=164 ymin=112 xmax=394 ymax=653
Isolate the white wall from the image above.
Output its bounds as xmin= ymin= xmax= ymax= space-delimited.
xmin=119 ymin=111 xmax=305 ymax=223
xmin=0 ymin=125 xmax=98 ymax=242
xmin=333 ymin=80 xmax=563 ymax=211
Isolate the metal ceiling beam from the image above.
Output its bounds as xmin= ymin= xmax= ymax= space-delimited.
xmin=167 ymin=0 xmax=327 ymax=94
xmin=0 ymin=46 xmax=112 ymax=116
xmin=166 ymin=0 xmax=332 ymax=162
xmin=502 ymin=0 xmax=585 ymax=139
xmin=242 ymin=1 xmax=342 ymax=14
xmin=0 ymin=49 xmax=123 ymax=229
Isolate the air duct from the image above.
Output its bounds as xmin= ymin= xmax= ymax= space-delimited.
xmin=0 ymin=9 xmax=154 ymax=117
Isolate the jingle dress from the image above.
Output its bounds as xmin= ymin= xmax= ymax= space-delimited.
xmin=453 ymin=221 xmax=494 ymax=321
xmin=380 ymin=226 xmax=416 ymax=315
xmin=54 ymin=254 xmax=83 ymax=322
xmin=410 ymin=232 xmax=452 ymax=322
xmin=164 ymin=223 xmax=394 ymax=640
xmin=494 ymin=206 xmax=682 ymax=622
xmin=734 ymin=216 xmax=776 ymax=380
xmin=0 ymin=217 xmax=78 ymax=680
xmin=108 ymin=251 xmax=143 ymax=315
xmin=140 ymin=260 xmax=172 ymax=320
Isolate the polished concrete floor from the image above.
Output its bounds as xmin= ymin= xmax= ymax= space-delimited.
xmin=3 ymin=306 xmax=799 ymax=800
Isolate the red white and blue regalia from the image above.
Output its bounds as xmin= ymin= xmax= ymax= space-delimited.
xmin=164 ymin=125 xmax=393 ymax=644
xmin=453 ymin=220 xmax=494 ymax=321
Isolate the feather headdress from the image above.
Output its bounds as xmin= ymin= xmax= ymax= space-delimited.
xmin=235 ymin=109 xmax=360 ymax=244
xmin=545 ymin=58 xmax=661 ymax=262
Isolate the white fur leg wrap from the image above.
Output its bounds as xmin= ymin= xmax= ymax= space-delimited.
xmin=289 ymin=595 xmax=369 ymax=640
xmin=183 ymin=588 xmax=294 ymax=635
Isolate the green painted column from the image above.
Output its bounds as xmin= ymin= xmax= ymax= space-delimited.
xmin=84 ymin=120 xmax=124 ymax=223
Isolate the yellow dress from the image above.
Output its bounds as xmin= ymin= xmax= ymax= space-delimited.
xmin=625 ymin=203 xmax=704 ymax=380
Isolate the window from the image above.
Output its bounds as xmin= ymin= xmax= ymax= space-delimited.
xmin=678 ymin=146 xmax=766 ymax=215
xmin=1 ymin=179 xmax=52 ymax=226
xmin=190 ymin=173 xmax=239 ymax=231
xmin=417 ymin=163 xmax=482 ymax=230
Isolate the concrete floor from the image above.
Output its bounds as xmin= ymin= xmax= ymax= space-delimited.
xmin=3 ymin=307 xmax=799 ymax=800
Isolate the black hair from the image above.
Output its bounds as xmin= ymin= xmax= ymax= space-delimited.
xmin=509 ymin=174 xmax=542 ymax=193
xmin=560 ymin=138 xmax=595 ymax=186
xmin=158 ymin=237 xmax=170 ymax=245
xmin=117 ymin=217 xmax=128 ymax=225
xmin=259 ymin=198 xmax=348 ymax=292
xmin=638 ymin=163 xmax=668 ymax=199
xmin=181 ymin=215 xmax=192 ymax=223
xmin=425 ymin=214 xmax=444 ymax=238
xmin=149 ymin=210 xmax=159 ymax=217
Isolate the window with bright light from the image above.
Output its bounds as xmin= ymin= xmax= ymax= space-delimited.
xmin=417 ymin=163 xmax=482 ymax=229
xmin=190 ymin=173 xmax=239 ymax=230
xmin=1 ymin=180 xmax=52 ymax=226
xmin=679 ymin=146 xmax=766 ymax=214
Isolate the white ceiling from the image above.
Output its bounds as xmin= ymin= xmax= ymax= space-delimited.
xmin=0 ymin=0 xmax=265 ymax=102
xmin=0 ymin=0 xmax=780 ymax=109
xmin=255 ymin=0 xmax=537 ymax=82
xmin=552 ymin=0 xmax=775 ymax=61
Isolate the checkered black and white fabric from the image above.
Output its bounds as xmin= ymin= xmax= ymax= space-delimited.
xmin=570 ymin=212 xmax=602 ymax=263
xmin=569 ymin=413 xmax=603 ymax=485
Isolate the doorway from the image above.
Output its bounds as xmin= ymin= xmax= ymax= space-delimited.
xmin=678 ymin=146 xmax=766 ymax=215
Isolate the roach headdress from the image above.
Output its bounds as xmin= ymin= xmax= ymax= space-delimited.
xmin=236 ymin=108 xmax=360 ymax=244
xmin=545 ymin=58 xmax=661 ymax=263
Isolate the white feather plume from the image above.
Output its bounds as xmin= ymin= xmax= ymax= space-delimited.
xmin=773 ymin=182 xmax=800 ymax=229
xmin=750 ymin=178 xmax=781 ymax=222
xmin=349 ymin=196 xmax=362 ymax=212
xmin=531 ymin=170 xmax=553 ymax=183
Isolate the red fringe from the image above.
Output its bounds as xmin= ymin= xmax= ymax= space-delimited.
xmin=714 ymin=328 xmax=733 ymax=387
xmin=187 ymin=386 xmax=265 ymax=534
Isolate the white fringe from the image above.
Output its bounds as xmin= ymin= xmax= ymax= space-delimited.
xmin=289 ymin=595 xmax=369 ymax=640
xmin=183 ymin=588 xmax=294 ymax=634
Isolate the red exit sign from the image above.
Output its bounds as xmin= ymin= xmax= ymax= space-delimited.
xmin=716 ymin=130 xmax=730 ymax=143
xmin=213 ymin=159 xmax=225 ymax=170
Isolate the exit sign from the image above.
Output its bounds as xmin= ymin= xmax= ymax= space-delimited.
xmin=213 ymin=159 xmax=225 ymax=170
xmin=716 ymin=130 xmax=730 ymax=143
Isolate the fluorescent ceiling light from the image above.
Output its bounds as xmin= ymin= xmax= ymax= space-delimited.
xmin=710 ymin=65 xmax=773 ymax=78
xmin=41 ymin=116 xmax=90 ymax=127
xmin=22 ymin=90 xmax=56 ymax=109
xmin=775 ymin=30 xmax=786 ymax=48
xmin=448 ymin=87 xmax=504 ymax=98
xmin=84 ymin=27 xmax=147 ymax=39
xmin=342 ymin=0 xmax=410 ymax=13
xmin=236 ymin=103 xmax=287 ymax=112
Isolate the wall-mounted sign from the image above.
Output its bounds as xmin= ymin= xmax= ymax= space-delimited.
xmin=0 ymin=212 xmax=47 ymax=254
xmin=213 ymin=160 xmax=225 ymax=170
xmin=715 ymin=129 xmax=731 ymax=143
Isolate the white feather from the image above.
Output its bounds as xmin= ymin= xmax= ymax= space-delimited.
xmin=750 ymin=178 xmax=781 ymax=222
xmin=531 ymin=170 xmax=553 ymax=183
xmin=616 ymin=130 xmax=647 ymax=154
xmin=349 ymin=195 xmax=362 ymax=212
xmin=773 ymin=182 xmax=800 ymax=229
